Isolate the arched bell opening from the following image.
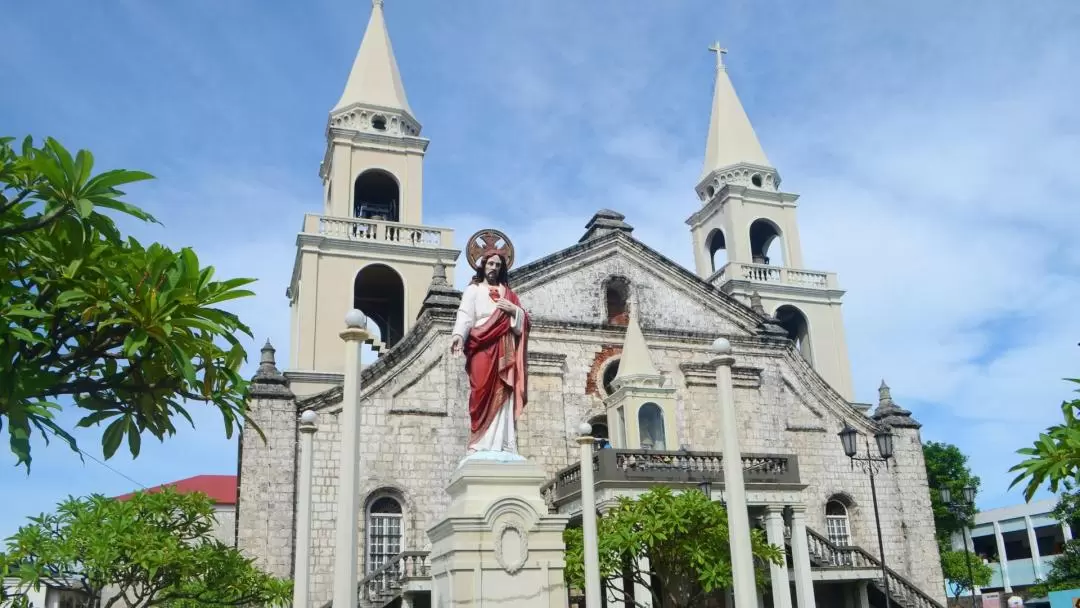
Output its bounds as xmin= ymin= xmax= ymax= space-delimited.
xmin=354 ymin=264 xmax=405 ymax=348
xmin=707 ymin=228 xmax=728 ymax=273
xmin=604 ymin=276 xmax=631 ymax=326
xmin=774 ymin=304 xmax=813 ymax=364
xmin=749 ymin=218 xmax=784 ymax=266
xmin=354 ymin=169 xmax=400 ymax=222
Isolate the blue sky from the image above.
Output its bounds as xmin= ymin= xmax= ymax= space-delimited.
xmin=2 ymin=0 xmax=1079 ymax=539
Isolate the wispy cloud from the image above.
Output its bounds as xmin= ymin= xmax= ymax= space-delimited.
xmin=1 ymin=0 xmax=1078 ymax=538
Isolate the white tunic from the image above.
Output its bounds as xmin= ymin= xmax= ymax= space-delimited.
xmin=452 ymin=283 xmax=525 ymax=454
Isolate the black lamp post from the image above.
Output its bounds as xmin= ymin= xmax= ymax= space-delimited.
xmin=838 ymin=424 xmax=895 ymax=608
xmin=940 ymin=485 xmax=978 ymax=604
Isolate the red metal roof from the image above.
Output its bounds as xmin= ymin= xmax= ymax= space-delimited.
xmin=113 ymin=474 xmax=237 ymax=506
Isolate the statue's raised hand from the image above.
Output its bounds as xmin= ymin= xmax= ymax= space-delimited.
xmin=450 ymin=334 xmax=463 ymax=355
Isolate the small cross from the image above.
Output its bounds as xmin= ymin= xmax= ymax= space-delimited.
xmin=709 ymin=42 xmax=728 ymax=69
xmin=372 ymin=0 xmax=384 ymax=7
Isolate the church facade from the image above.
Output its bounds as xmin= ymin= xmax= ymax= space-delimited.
xmin=235 ymin=3 xmax=947 ymax=607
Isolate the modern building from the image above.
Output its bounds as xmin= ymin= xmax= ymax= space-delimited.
xmin=952 ymin=498 xmax=1074 ymax=595
xmin=234 ymin=2 xmax=948 ymax=607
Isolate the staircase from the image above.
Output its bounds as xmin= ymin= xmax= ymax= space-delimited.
xmin=318 ymin=551 xmax=430 ymax=608
xmin=801 ymin=527 xmax=945 ymax=608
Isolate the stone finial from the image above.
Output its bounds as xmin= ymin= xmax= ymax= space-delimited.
xmin=250 ymin=339 xmax=293 ymax=398
xmin=711 ymin=337 xmax=732 ymax=354
xmin=871 ymin=379 xmax=920 ymax=429
xmin=579 ymin=209 xmax=634 ymax=243
xmin=749 ymin=291 xmax=766 ymax=316
xmin=421 ymin=259 xmax=463 ymax=313
xmin=345 ymin=309 xmax=368 ymax=329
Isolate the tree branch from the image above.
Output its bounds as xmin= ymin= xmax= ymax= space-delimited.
xmin=0 ymin=203 xmax=71 ymax=238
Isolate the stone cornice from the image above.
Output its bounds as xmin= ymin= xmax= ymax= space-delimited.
xmin=719 ymin=279 xmax=847 ymax=301
xmin=285 ymin=370 xmax=344 ymax=386
xmin=528 ymin=351 xmax=567 ymax=376
xmin=685 ymin=185 xmax=800 ymax=229
xmin=679 ymin=363 xmax=763 ymax=389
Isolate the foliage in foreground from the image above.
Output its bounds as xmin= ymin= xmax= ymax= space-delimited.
xmin=940 ymin=549 xmax=993 ymax=601
xmin=563 ymin=486 xmax=785 ymax=608
xmin=0 ymin=135 xmax=258 ymax=468
xmin=1009 ymin=376 xmax=1080 ymax=501
xmin=923 ymin=441 xmax=981 ymax=552
xmin=0 ymin=487 xmax=291 ymax=608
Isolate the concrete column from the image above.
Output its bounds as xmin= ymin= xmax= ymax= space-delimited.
xmin=993 ymin=521 xmax=1012 ymax=593
xmin=1064 ymin=521 xmax=1074 ymax=542
xmin=577 ymin=424 xmax=602 ymax=608
xmin=763 ymin=506 xmax=793 ymax=608
xmin=1025 ymin=515 xmax=1043 ymax=579
xmin=293 ymin=411 xmax=318 ymax=608
xmin=856 ymin=582 xmax=869 ymax=608
xmin=789 ymin=506 xmax=817 ymax=608
xmin=333 ymin=310 xmax=370 ymax=608
xmin=710 ymin=338 xmax=757 ymax=608
xmin=634 ymin=556 xmax=653 ymax=607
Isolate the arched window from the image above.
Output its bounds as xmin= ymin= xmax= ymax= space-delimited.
xmin=825 ymin=499 xmax=851 ymax=546
xmin=604 ymin=277 xmax=630 ymax=326
xmin=354 ymin=169 xmax=399 ymax=222
xmin=638 ymin=403 xmax=666 ymax=451
xmin=749 ymin=219 xmax=784 ymax=266
xmin=354 ymin=265 xmax=405 ymax=349
xmin=601 ymin=358 xmax=621 ymax=396
xmin=707 ymin=228 xmax=727 ymax=273
xmin=588 ymin=415 xmax=610 ymax=449
xmin=366 ymin=495 xmax=403 ymax=575
xmin=774 ymin=305 xmax=813 ymax=364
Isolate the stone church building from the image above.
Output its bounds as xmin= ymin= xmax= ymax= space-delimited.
xmin=235 ymin=2 xmax=947 ymax=607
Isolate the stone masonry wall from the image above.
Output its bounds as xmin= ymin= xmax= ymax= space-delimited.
xmin=238 ymin=240 xmax=945 ymax=606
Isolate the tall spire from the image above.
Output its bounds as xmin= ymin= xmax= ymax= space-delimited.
xmin=332 ymin=0 xmax=414 ymax=118
xmin=701 ymin=43 xmax=771 ymax=180
xmin=614 ymin=299 xmax=659 ymax=381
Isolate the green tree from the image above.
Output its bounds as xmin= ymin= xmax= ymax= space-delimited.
xmin=923 ymin=441 xmax=981 ymax=551
xmin=1009 ymin=377 xmax=1080 ymax=501
xmin=0 ymin=135 xmax=258 ymax=469
xmin=0 ymin=487 xmax=291 ymax=608
xmin=940 ymin=549 xmax=993 ymax=601
xmin=563 ymin=487 xmax=785 ymax=608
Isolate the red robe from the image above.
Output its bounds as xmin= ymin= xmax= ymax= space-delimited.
xmin=463 ymin=286 xmax=530 ymax=448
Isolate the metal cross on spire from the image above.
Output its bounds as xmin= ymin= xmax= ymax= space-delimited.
xmin=372 ymin=0 xmax=384 ymax=7
xmin=708 ymin=42 xmax=728 ymax=69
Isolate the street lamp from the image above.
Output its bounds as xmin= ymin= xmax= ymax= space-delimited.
xmin=838 ymin=424 xmax=895 ymax=608
xmin=940 ymin=485 xmax=978 ymax=604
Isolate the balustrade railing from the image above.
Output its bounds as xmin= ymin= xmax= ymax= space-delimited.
xmin=706 ymin=261 xmax=835 ymax=290
xmin=542 ymin=449 xmax=800 ymax=507
xmin=313 ymin=550 xmax=431 ymax=608
xmin=804 ymin=528 xmax=945 ymax=608
xmin=303 ymin=214 xmax=450 ymax=248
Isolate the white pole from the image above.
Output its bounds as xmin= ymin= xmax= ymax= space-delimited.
xmin=711 ymin=338 xmax=757 ymax=608
xmin=293 ymin=410 xmax=318 ymax=608
xmin=577 ymin=423 xmax=602 ymax=607
xmin=333 ymin=310 xmax=369 ymax=608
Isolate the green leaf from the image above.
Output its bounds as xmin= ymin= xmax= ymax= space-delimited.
xmin=101 ymin=418 xmax=126 ymax=460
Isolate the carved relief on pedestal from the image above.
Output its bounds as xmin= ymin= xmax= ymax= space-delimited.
xmin=493 ymin=519 xmax=529 ymax=575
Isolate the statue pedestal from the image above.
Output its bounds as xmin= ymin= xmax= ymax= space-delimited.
xmin=427 ymin=459 xmax=570 ymax=608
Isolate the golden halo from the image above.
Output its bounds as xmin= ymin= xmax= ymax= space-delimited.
xmin=465 ymin=228 xmax=515 ymax=271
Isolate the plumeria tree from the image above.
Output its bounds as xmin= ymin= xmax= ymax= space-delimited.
xmin=0 ymin=135 xmax=258 ymax=468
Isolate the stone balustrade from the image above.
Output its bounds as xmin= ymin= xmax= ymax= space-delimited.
xmin=542 ymin=449 xmax=800 ymax=508
xmin=708 ymin=261 xmax=838 ymax=290
xmin=302 ymin=213 xmax=451 ymax=248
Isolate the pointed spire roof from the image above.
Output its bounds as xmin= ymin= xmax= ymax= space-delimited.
xmin=701 ymin=43 xmax=771 ymax=180
xmin=871 ymin=379 xmax=920 ymax=429
xmin=614 ymin=300 xmax=659 ymax=380
xmin=250 ymin=339 xmax=293 ymax=399
xmin=332 ymin=0 xmax=414 ymax=118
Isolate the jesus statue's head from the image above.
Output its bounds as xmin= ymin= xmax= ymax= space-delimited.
xmin=471 ymin=253 xmax=509 ymax=286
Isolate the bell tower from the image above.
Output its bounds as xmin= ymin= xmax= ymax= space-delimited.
xmin=286 ymin=0 xmax=458 ymax=396
xmin=685 ymin=44 xmax=854 ymax=400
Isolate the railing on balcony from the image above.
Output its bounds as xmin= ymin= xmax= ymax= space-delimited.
xmin=302 ymin=213 xmax=451 ymax=248
xmin=542 ymin=449 xmax=800 ymax=507
xmin=707 ymin=261 xmax=837 ymax=290
xmin=318 ymin=551 xmax=430 ymax=608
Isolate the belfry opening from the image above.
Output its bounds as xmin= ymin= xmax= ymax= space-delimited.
xmin=354 ymin=169 xmax=400 ymax=222
xmin=353 ymin=264 xmax=405 ymax=348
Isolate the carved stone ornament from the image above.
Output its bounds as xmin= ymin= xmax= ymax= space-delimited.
xmin=493 ymin=520 xmax=529 ymax=575
xmin=465 ymin=228 xmax=515 ymax=271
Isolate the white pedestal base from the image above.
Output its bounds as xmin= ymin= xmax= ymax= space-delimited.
xmin=427 ymin=460 xmax=570 ymax=608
